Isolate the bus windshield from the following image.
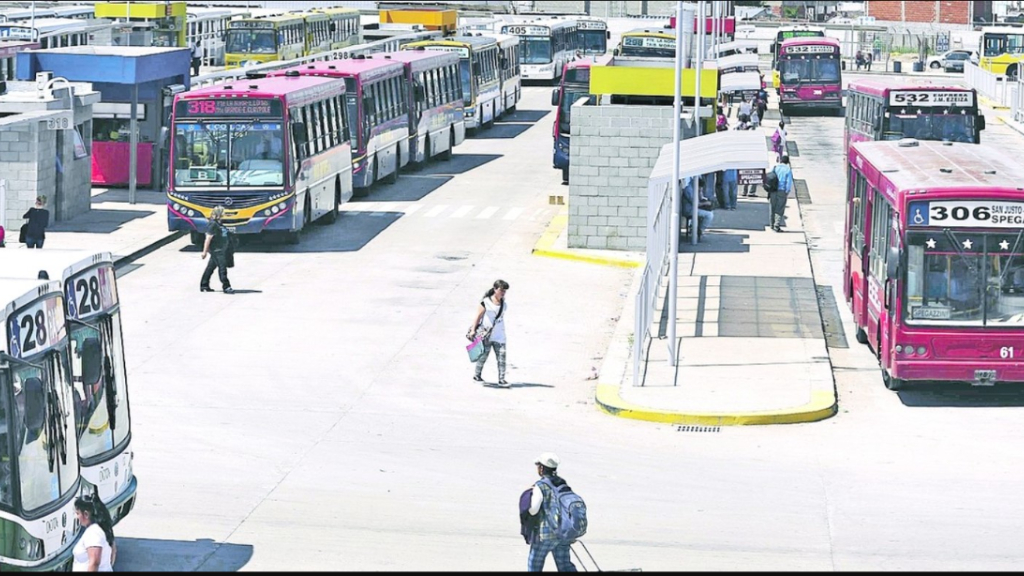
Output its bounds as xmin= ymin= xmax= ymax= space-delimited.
xmin=521 ymin=37 xmax=553 ymax=64
xmin=226 ymin=29 xmax=277 ymax=55
xmin=173 ymin=122 xmax=285 ymax=188
xmin=906 ymin=231 xmax=1024 ymax=326
xmin=579 ymin=30 xmax=606 ymax=53
xmin=12 ymin=347 xmax=79 ymax=514
xmin=69 ymin=313 xmax=129 ymax=462
xmin=884 ymin=114 xmax=977 ymax=143
xmin=780 ymin=57 xmax=840 ymax=83
xmin=558 ymin=88 xmax=589 ymax=135
xmin=983 ymin=33 xmax=1024 ymax=57
xmin=0 ymin=379 xmax=11 ymax=507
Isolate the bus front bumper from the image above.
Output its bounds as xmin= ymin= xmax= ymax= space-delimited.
xmin=168 ymin=204 xmax=296 ymax=235
xmin=107 ymin=476 xmax=139 ymax=525
xmin=893 ymin=360 xmax=1024 ymax=385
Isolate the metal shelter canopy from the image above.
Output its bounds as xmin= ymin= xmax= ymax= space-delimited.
xmin=719 ymin=71 xmax=763 ymax=94
xmin=648 ymin=129 xmax=769 ymax=188
xmin=714 ymin=52 xmax=759 ymax=71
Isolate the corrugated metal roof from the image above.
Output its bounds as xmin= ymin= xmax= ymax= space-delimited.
xmin=649 ymin=130 xmax=770 ymax=187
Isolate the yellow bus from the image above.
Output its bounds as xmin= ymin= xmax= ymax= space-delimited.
xmin=314 ymin=7 xmax=363 ymax=50
xmin=980 ymin=26 xmax=1024 ymax=80
xmin=614 ymin=28 xmax=675 ymax=59
xmin=225 ymin=13 xmax=305 ymax=68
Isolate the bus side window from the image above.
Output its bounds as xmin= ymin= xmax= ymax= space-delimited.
xmin=0 ymin=385 xmax=10 ymax=506
xmin=851 ymin=170 xmax=867 ymax=255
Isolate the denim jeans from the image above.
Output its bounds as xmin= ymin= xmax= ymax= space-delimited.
xmin=25 ymin=236 xmax=43 ymax=249
xmin=724 ymin=181 xmax=738 ymax=209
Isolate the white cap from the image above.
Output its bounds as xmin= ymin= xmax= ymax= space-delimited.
xmin=535 ymin=452 xmax=560 ymax=469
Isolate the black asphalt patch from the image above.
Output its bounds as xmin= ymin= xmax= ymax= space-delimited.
xmin=718 ymin=277 xmax=824 ymax=339
xmin=787 ymin=141 xmax=800 ymax=157
xmin=816 ymin=285 xmax=849 ymax=349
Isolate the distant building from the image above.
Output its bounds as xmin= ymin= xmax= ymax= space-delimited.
xmin=864 ymin=1 xmax=994 ymax=26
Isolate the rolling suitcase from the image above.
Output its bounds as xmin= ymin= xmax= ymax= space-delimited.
xmin=570 ymin=541 xmax=642 ymax=572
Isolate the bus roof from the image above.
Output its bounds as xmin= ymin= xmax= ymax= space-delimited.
xmin=848 ymin=76 xmax=974 ymax=98
xmin=853 ymin=140 xmax=1024 ymax=194
xmin=406 ymin=35 xmax=497 ymax=49
xmin=273 ymin=57 xmax=405 ymax=81
xmin=0 ymin=278 xmax=61 ymax=325
xmin=781 ymin=36 xmax=840 ymax=48
xmin=0 ymin=250 xmax=114 ymax=284
xmin=372 ymin=49 xmax=459 ymax=72
xmin=313 ymin=7 xmax=360 ymax=17
xmin=777 ymin=25 xmax=826 ymax=34
xmin=180 ymin=74 xmax=345 ymax=100
xmin=232 ymin=13 xmax=304 ymax=25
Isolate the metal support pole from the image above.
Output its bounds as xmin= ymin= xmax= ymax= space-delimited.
xmin=668 ymin=0 xmax=685 ymax=367
xmin=692 ymin=0 xmax=704 ymax=247
xmin=129 ymin=84 xmax=138 ymax=205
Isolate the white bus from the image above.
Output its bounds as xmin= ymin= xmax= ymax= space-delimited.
xmin=0 ymin=278 xmax=82 ymax=572
xmin=576 ymin=18 xmax=609 ymax=56
xmin=1 ymin=251 xmax=137 ymax=527
xmin=491 ymin=33 xmax=522 ymax=115
xmin=500 ymin=18 xmax=578 ymax=81
xmin=0 ymin=18 xmax=113 ymax=50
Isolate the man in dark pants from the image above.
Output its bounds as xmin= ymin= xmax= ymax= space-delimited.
xmin=769 ymin=156 xmax=794 ymax=233
xmin=200 ymin=206 xmax=234 ymax=293
xmin=526 ymin=453 xmax=577 ymax=572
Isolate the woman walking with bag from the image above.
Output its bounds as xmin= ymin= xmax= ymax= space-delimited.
xmin=467 ymin=280 xmax=510 ymax=387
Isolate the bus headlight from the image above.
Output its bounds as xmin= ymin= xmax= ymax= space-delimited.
xmin=271 ymin=206 xmax=280 ymax=214
xmin=895 ymin=345 xmax=903 ymax=353
xmin=9 ymin=528 xmax=44 ymax=561
xmin=173 ymin=203 xmax=181 ymax=211
xmin=188 ymin=210 xmax=196 ymax=217
xmin=265 ymin=209 xmax=273 ymax=217
xmin=278 ymin=202 xmax=287 ymax=211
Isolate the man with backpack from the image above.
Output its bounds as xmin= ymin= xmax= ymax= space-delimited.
xmin=764 ymin=155 xmax=794 ymax=233
xmin=526 ymin=452 xmax=585 ymax=572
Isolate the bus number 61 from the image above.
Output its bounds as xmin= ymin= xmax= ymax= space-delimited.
xmin=1001 ymin=347 xmax=1014 ymax=359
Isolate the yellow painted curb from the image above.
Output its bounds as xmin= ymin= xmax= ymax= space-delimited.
xmin=532 ymin=208 xmax=642 ymax=269
xmin=594 ymin=383 xmax=837 ymax=426
xmin=979 ymin=94 xmax=1011 ymax=110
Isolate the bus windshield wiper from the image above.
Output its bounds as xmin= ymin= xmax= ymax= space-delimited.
xmin=996 ymin=229 xmax=1024 ymax=288
xmin=0 ymin=351 xmax=43 ymax=371
xmin=44 ymin=352 xmax=69 ymax=473
xmin=100 ymin=320 xmax=119 ymax=431
xmin=944 ymin=229 xmax=979 ymax=274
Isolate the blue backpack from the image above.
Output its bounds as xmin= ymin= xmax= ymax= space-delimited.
xmin=540 ymin=477 xmax=588 ymax=543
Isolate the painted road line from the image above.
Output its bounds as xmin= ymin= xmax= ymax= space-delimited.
xmin=529 ymin=208 xmax=549 ymax=221
xmin=424 ymin=205 xmax=448 ymax=218
xmin=450 ymin=205 xmax=474 ymax=219
xmin=503 ymin=207 xmax=524 ymax=221
xmin=403 ymin=204 xmax=422 ymax=216
xmin=477 ymin=206 xmax=500 ymax=219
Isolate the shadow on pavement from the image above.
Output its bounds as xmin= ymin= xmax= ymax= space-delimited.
xmin=90 ymin=189 xmax=166 ymax=206
xmin=679 ymin=231 xmax=751 ymax=254
xmin=355 ymin=174 xmax=452 ymax=202
xmin=115 ymin=537 xmax=253 ymax=572
xmin=500 ymin=109 xmax=550 ymax=123
xmin=48 ymin=209 xmax=155 ymax=234
xmin=471 ymin=123 xmax=532 ymax=140
xmin=180 ymin=212 xmax=401 ymax=254
xmin=414 ymin=154 xmax=502 ymax=177
xmin=898 ymin=384 xmax=1024 ymax=408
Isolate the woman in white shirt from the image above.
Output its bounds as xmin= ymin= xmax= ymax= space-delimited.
xmin=467 ymin=279 xmax=510 ymax=387
xmin=72 ymin=495 xmax=116 ymax=572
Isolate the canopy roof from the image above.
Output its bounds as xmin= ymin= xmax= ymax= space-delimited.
xmin=649 ymin=130 xmax=769 ymax=187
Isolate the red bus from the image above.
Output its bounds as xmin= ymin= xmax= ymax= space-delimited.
xmin=374 ymin=49 xmax=466 ymax=165
xmin=551 ymin=57 xmax=608 ymax=183
xmin=845 ymin=78 xmax=985 ymax=152
xmin=844 ymin=139 xmax=1024 ymax=390
xmin=272 ymin=57 xmax=410 ymax=192
xmin=168 ymin=74 xmax=352 ymax=245
xmin=777 ymin=36 xmax=841 ymax=115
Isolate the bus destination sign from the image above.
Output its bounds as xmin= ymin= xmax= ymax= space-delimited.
xmin=230 ymin=20 xmax=275 ymax=29
xmin=624 ymin=36 xmax=675 ymax=49
xmin=889 ymin=91 xmax=974 ymax=107
xmin=909 ymin=200 xmax=1024 ymax=228
xmin=781 ymin=30 xmax=824 ymax=39
xmin=784 ymin=44 xmax=836 ymax=54
xmin=577 ymin=20 xmax=606 ymax=30
xmin=502 ymin=25 xmax=550 ymax=36
xmin=177 ymin=99 xmax=283 ymax=118
xmin=423 ymin=45 xmax=469 ymax=58
xmin=6 ymin=295 xmax=65 ymax=360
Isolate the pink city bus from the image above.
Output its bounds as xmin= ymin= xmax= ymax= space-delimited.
xmin=168 ymin=74 xmax=353 ymax=245
xmin=272 ymin=56 xmax=411 ymax=192
xmin=844 ymin=139 xmax=1024 ymax=390
xmin=373 ymin=49 xmax=466 ymax=165
xmin=777 ymin=36 xmax=842 ymax=115
xmin=551 ymin=57 xmax=608 ymax=183
xmin=845 ymin=78 xmax=985 ymax=152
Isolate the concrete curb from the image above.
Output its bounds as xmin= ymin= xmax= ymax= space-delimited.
xmin=532 ymin=207 xmax=642 ymax=269
xmin=980 ymin=94 xmax=1011 ymax=110
xmin=997 ymin=115 xmax=1024 ymax=136
xmin=113 ymin=231 xmax=186 ymax=269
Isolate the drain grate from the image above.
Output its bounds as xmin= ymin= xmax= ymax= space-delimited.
xmin=677 ymin=425 xmax=721 ymax=433
xmin=786 ymin=141 xmax=800 ymax=157
xmin=794 ymin=179 xmax=812 ymax=205
xmin=815 ymin=285 xmax=849 ymax=349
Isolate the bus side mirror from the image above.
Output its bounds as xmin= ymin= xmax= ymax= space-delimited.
xmin=886 ymin=247 xmax=901 ymax=280
xmin=606 ymin=31 xmax=611 ymax=39
xmin=978 ymin=116 xmax=986 ymax=130
xmin=473 ymin=61 xmax=482 ymax=75
xmin=613 ymin=48 xmax=620 ymax=56
xmin=551 ymin=89 xmax=559 ymax=107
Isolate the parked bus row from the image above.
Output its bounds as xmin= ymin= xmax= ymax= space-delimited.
xmin=0 ymin=251 xmax=136 ymax=571
xmin=225 ymin=7 xmax=361 ymax=69
xmin=168 ymin=46 xmax=489 ymax=246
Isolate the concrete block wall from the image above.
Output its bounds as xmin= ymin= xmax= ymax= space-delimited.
xmin=568 ymin=104 xmax=695 ymax=251
xmin=0 ymin=121 xmax=45 ymax=237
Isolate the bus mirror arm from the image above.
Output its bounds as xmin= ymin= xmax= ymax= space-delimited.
xmin=606 ymin=31 xmax=611 ymax=40
xmin=886 ymin=247 xmax=901 ymax=280
xmin=551 ymin=89 xmax=559 ymax=107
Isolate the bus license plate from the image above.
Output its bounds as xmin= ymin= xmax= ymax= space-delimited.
xmin=974 ymin=369 xmax=996 ymax=384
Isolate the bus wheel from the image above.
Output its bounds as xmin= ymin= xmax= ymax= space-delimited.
xmin=441 ymin=131 xmax=453 ymax=161
xmin=562 ymin=166 xmax=569 ymax=184
xmin=1008 ymin=64 xmax=1020 ymax=81
xmin=882 ymin=369 xmax=905 ymax=391
xmin=387 ymin=153 xmax=400 ymax=184
xmin=190 ymin=231 xmax=204 ymax=248
xmin=855 ymin=327 xmax=868 ymax=345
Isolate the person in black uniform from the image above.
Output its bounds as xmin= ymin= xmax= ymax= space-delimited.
xmin=200 ymin=206 xmax=233 ymax=294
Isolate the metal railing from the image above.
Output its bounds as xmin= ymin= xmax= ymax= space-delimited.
xmin=965 ymin=61 xmax=1013 ymax=107
xmin=190 ymin=30 xmax=442 ymax=89
xmin=633 ymin=180 xmax=673 ymax=387
xmin=1013 ymin=77 xmax=1024 ymax=124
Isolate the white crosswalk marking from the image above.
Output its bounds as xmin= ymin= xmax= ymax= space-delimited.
xmin=477 ymin=206 xmax=500 ymax=219
xmin=503 ymin=207 xmax=524 ymax=221
xmin=529 ymin=208 xmax=548 ymax=221
xmin=424 ymin=205 xmax=448 ymax=218
xmin=404 ymin=204 xmax=422 ymax=216
xmin=450 ymin=205 xmax=474 ymax=218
